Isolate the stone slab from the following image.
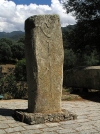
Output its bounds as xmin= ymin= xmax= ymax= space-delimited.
xmin=65 ymin=66 xmax=100 ymax=89
xmin=14 ymin=109 xmax=77 ymax=125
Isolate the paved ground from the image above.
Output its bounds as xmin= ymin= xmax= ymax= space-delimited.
xmin=0 ymin=99 xmax=100 ymax=134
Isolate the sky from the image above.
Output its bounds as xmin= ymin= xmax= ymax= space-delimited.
xmin=0 ymin=0 xmax=76 ymax=32
xmin=13 ymin=0 xmax=51 ymax=6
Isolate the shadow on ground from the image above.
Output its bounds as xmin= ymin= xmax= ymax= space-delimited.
xmin=0 ymin=108 xmax=14 ymax=116
xmin=71 ymin=90 xmax=100 ymax=102
xmin=0 ymin=108 xmax=23 ymax=122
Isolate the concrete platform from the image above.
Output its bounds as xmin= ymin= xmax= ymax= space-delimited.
xmin=0 ymin=99 xmax=100 ymax=134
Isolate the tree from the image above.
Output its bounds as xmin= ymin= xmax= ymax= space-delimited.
xmin=83 ymin=49 xmax=99 ymax=66
xmin=63 ymin=0 xmax=100 ymax=21
xmin=0 ymin=42 xmax=12 ymax=62
xmin=64 ymin=49 xmax=77 ymax=70
xmin=62 ymin=26 xmax=74 ymax=49
xmin=63 ymin=0 xmax=100 ymax=63
xmin=0 ymin=38 xmax=13 ymax=47
xmin=11 ymin=42 xmax=25 ymax=60
xmin=17 ymin=36 xmax=25 ymax=44
xmin=14 ymin=59 xmax=26 ymax=81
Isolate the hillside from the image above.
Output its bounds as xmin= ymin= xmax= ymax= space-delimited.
xmin=62 ymin=25 xmax=75 ymax=32
xmin=0 ymin=31 xmax=25 ymax=40
xmin=0 ymin=25 xmax=75 ymax=40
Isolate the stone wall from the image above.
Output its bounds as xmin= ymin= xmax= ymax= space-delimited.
xmin=65 ymin=66 xmax=100 ymax=90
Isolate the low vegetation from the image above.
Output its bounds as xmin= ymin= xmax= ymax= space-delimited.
xmin=0 ymin=59 xmax=28 ymax=99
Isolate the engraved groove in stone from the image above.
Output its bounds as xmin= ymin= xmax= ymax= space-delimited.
xmin=40 ymin=20 xmax=56 ymax=38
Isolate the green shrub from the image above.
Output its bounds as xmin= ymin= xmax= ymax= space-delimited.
xmin=0 ymin=42 xmax=12 ymax=62
xmin=5 ymin=74 xmax=17 ymax=94
xmin=3 ymin=93 xmax=13 ymax=100
xmin=14 ymin=59 xmax=26 ymax=81
xmin=64 ymin=49 xmax=77 ymax=70
xmin=11 ymin=42 xmax=25 ymax=60
xmin=0 ymin=73 xmax=28 ymax=99
xmin=83 ymin=50 xmax=99 ymax=66
xmin=0 ymin=78 xmax=5 ymax=94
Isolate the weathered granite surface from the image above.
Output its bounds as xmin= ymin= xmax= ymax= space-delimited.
xmin=65 ymin=66 xmax=100 ymax=89
xmin=25 ymin=15 xmax=64 ymax=113
xmin=15 ymin=109 xmax=77 ymax=125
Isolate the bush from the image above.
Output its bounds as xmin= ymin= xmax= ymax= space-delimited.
xmin=83 ymin=50 xmax=99 ymax=66
xmin=11 ymin=42 xmax=25 ymax=60
xmin=14 ymin=59 xmax=27 ymax=81
xmin=64 ymin=49 xmax=77 ymax=70
xmin=0 ymin=72 xmax=28 ymax=99
xmin=4 ymin=74 xmax=17 ymax=96
xmin=0 ymin=42 xmax=12 ymax=62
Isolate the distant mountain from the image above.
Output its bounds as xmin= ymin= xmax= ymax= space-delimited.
xmin=0 ymin=25 xmax=75 ymax=41
xmin=62 ymin=25 xmax=76 ymax=32
xmin=0 ymin=31 xmax=25 ymax=40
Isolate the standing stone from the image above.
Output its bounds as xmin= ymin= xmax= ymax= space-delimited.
xmin=25 ymin=15 xmax=64 ymax=113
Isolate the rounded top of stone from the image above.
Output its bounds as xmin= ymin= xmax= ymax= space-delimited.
xmin=25 ymin=14 xmax=60 ymax=32
xmin=26 ymin=14 xmax=60 ymax=20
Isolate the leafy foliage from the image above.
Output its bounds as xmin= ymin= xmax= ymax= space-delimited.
xmin=0 ymin=71 xmax=28 ymax=99
xmin=0 ymin=37 xmax=25 ymax=63
xmin=64 ymin=49 xmax=77 ymax=70
xmin=0 ymin=38 xmax=13 ymax=46
xmin=83 ymin=50 xmax=99 ymax=66
xmin=63 ymin=0 xmax=100 ymax=21
xmin=0 ymin=42 xmax=12 ymax=61
xmin=14 ymin=59 xmax=26 ymax=81
xmin=11 ymin=42 xmax=25 ymax=60
xmin=63 ymin=0 xmax=100 ymax=69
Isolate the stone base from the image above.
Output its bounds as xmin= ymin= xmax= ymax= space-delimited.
xmin=14 ymin=109 xmax=77 ymax=125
